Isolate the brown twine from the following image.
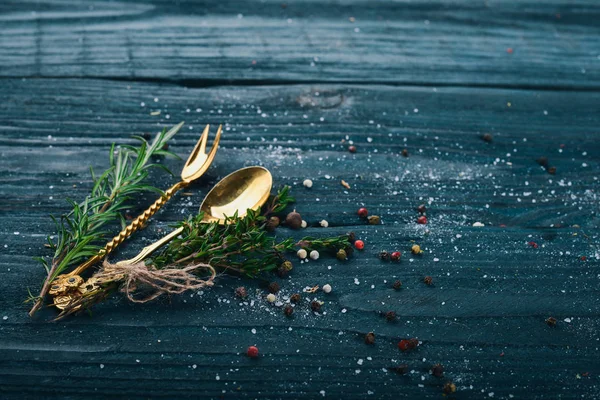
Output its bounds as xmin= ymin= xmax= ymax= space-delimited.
xmin=97 ymin=260 xmax=216 ymax=303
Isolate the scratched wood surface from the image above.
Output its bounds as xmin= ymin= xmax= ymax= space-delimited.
xmin=1 ymin=1 xmax=599 ymax=399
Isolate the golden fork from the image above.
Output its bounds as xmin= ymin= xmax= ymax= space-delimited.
xmin=49 ymin=123 xmax=222 ymax=296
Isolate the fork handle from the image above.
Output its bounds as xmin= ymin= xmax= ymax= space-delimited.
xmin=68 ymin=180 xmax=188 ymax=276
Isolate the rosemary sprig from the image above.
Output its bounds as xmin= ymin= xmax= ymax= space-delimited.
xmin=29 ymin=123 xmax=182 ymax=316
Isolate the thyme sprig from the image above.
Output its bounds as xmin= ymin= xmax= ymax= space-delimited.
xmin=29 ymin=123 xmax=182 ymax=316
xmin=150 ymin=186 xmax=350 ymax=277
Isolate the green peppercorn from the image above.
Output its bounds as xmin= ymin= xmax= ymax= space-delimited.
xmin=368 ymin=215 xmax=381 ymax=225
xmin=336 ymin=249 xmax=347 ymax=261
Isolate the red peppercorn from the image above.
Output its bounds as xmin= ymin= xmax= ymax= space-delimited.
xmin=390 ymin=251 xmax=401 ymax=261
xmin=348 ymin=145 xmax=357 ymax=153
xmin=398 ymin=339 xmax=411 ymax=351
xmin=417 ymin=216 xmax=427 ymax=225
xmin=357 ymin=207 xmax=368 ymax=218
xmin=354 ymin=240 xmax=365 ymax=250
xmin=528 ymin=241 xmax=538 ymax=249
xmin=246 ymin=346 xmax=259 ymax=358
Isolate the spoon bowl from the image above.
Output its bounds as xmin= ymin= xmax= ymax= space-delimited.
xmin=200 ymin=166 xmax=273 ymax=223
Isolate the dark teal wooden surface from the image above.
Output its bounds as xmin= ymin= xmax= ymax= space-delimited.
xmin=0 ymin=1 xmax=599 ymax=399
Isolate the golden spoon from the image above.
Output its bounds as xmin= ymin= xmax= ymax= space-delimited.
xmin=52 ymin=166 xmax=273 ymax=310
xmin=50 ymin=123 xmax=222 ymax=295
xmin=116 ymin=166 xmax=273 ymax=267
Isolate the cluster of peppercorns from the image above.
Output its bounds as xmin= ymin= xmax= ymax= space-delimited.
xmin=379 ymin=250 xmax=401 ymax=262
xmin=280 ymin=293 xmax=327 ymax=317
xmin=416 ymin=204 xmax=427 ymax=225
xmin=357 ymin=207 xmax=381 ymax=225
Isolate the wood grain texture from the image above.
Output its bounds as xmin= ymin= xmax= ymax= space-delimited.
xmin=1 ymin=78 xmax=599 ymax=399
xmin=1 ymin=0 xmax=600 ymax=398
xmin=0 ymin=0 xmax=599 ymax=88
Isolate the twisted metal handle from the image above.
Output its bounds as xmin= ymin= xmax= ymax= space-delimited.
xmin=68 ymin=180 xmax=188 ymax=276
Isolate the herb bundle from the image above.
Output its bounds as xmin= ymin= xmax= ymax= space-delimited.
xmin=53 ymin=186 xmax=352 ymax=320
xmin=29 ymin=125 xmax=181 ymax=316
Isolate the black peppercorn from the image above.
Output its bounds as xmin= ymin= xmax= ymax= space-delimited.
xmin=285 ymin=210 xmax=303 ymax=229
xmin=268 ymin=282 xmax=280 ymax=294
xmin=431 ymin=363 xmax=444 ymax=377
xmin=417 ymin=204 xmax=426 ymax=214
xmin=384 ymin=311 xmax=396 ymax=321
xmin=365 ymin=332 xmax=375 ymax=345
xmin=547 ymin=166 xmax=557 ymax=175
xmin=401 ymin=148 xmax=409 ymax=157
xmin=482 ymin=133 xmax=493 ymax=143
xmin=311 ymin=301 xmax=322 ymax=312
xmin=536 ymin=157 xmax=549 ymax=167
xmin=546 ymin=316 xmax=557 ymax=327
xmin=424 ymin=276 xmax=433 ymax=286
xmin=142 ymin=132 xmax=152 ymax=141
xmin=277 ymin=266 xmax=289 ymax=278
xmin=284 ymin=304 xmax=294 ymax=317
xmin=266 ymin=216 xmax=280 ymax=231
xmin=393 ymin=280 xmax=402 ymax=290
xmin=290 ymin=293 xmax=301 ymax=303
xmin=389 ymin=364 xmax=409 ymax=375
xmin=347 ymin=231 xmax=356 ymax=242
xmin=379 ymin=251 xmax=390 ymax=260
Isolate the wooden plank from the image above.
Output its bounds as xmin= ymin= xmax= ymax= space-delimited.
xmin=0 ymin=78 xmax=599 ymax=398
xmin=0 ymin=0 xmax=599 ymax=88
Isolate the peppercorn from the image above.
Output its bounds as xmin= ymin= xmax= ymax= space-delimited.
xmin=354 ymin=240 xmax=365 ymax=250
xmin=424 ymin=276 xmax=433 ymax=285
xmin=401 ymin=148 xmax=409 ymax=157
xmin=347 ymin=231 xmax=356 ymax=242
xmin=297 ymin=248 xmax=308 ymax=259
xmin=536 ymin=157 xmax=549 ymax=167
xmin=311 ymin=301 xmax=322 ymax=312
xmin=348 ymin=145 xmax=357 ymax=153
xmin=443 ymin=382 xmax=457 ymax=394
xmin=379 ymin=251 xmax=390 ymax=260
xmin=284 ymin=304 xmax=294 ymax=317
xmin=547 ymin=166 xmax=557 ymax=175
xmin=411 ymin=244 xmax=422 ymax=254
xmin=290 ymin=293 xmax=301 ymax=303
xmin=417 ymin=204 xmax=426 ymax=214
xmin=280 ymin=260 xmax=293 ymax=272
xmin=390 ymin=251 xmax=401 ymax=261
xmin=367 ymin=215 xmax=381 ymax=225
xmin=235 ymin=286 xmax=247 ymax=299
xmin=142 ymin=132 xmax=152 ymax=141
xmin=285 ymin=210 xmax=303 ymax=229
xmin=364 ymin=332 xmax=375 ymax=345
xmin=247 ymin=346 xmax=259 ymax=358
xmin=357 ymin=207 xmax=368 ymax=218
xmin=268 ymin=282 xmax=280 ymax=294
xmin=336 ymin=248 xmax=347 ymax=260
xmin=344 ymin=245 xmax=354 ymax=257
xmin=389 ymin=364 xmax=409 ymax=375
xmin=392 ymin=280 xmax=402 ymax=290
xmin=482 ymin=133 xmax=493 ymax=143
xmin=277 ymin=266 xmax=290 ymax=278
xmin=546 ymin=316 xmax=557 ymax=327
xmin=265 ymin=216 xmax=280 ymax=231
xmin=162 ymin=143 xmax=169 ymax=151
xmin=431 ymin=363 xmax=444 ymax=378
xmin=398 ymin=338 xmax=419 ymax=351
xmin=384 ymin=311 xmax=396 ymax=321
xmin=417 ymin=215 xmax=427 ymax=225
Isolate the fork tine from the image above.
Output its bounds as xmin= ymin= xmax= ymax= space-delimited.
xmin=185 ymin=124 xmax=210 ymax=167
xmin=198 ymin=124 xmax=210 ymax=154
xmin=206 ymin=124 xmax=222 ymax=161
